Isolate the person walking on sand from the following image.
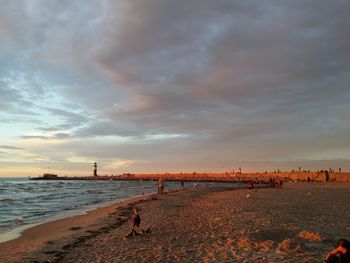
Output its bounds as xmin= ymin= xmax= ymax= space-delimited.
xmin=325 ymin=239 xmax=350 ymax=262
xmin=157 ymin=178 xmax=161 ymax=194
xmin=157 ymin=178 xmax=164 ymax=194
xmin=160 ymin=178 xmax=164 ymax=194
xmin=157 ymin=178 xmax=160 ymax=194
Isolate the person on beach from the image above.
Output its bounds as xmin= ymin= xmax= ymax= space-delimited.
xmin=325 ymin=239 xmax=350 ymax=263
xmin=180 ymin=181 xmax=184 ymax=189
xmin=124 ymin=208 xmax=141 ymax=238
xmin=124 ymin=208 xmax=151 ymax=240
xmin=130 ymin=208 xmax=141 ymax=234
xmin=277 ymin=178 xmax=283 ymax=189
xmin=157 ymin=178 xmax=164 ymax=194
xmin=248 ymin=180 xmax=254 ymax=190
xmin=157 ymin=178 xmax=161 ymax=194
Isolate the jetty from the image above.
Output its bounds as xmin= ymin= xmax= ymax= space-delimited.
xmin=29 ymin=171 xmax=350 ymax=183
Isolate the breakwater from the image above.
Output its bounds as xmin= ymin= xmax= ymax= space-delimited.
xmin=30 ymin=171 xmax=350 ymax=182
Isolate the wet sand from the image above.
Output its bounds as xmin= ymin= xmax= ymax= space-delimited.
xmin=1 ymin=182 xmax=349 ymax=262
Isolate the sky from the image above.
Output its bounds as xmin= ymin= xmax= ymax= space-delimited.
xmin=1 ymin=0 xmax=350 ymax=177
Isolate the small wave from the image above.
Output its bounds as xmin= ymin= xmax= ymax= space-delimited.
xmin=9 ymin=216 xmax=24 ymax=228
xmin=0 ymin=180 xmax=175 ymax=232
xmin=0 ymin=198 xmax=15 ymax=202
xmin=23 ymin=212 xmax=50 ymax=219
xmin=64 ymin=205 xmax=80 ymax=211
xmin=30 ymin=193 xmax=68 ymax=199
xmin=86 ymin=190 xmax=102 ymax=194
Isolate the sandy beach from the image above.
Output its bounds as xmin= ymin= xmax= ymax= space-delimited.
xmin=1 ymin=182 xmax=349 ymax=263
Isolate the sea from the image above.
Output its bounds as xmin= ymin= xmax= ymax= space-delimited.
xmin=0 ymin=177 xmax=238 ymax=243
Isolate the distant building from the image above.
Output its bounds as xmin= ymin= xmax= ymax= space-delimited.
xmin=42 ymin=173 xmax=58 ymax=179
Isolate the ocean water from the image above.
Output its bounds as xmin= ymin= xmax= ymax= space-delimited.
xmin=0 ymin=178 xmax=238 ymax=242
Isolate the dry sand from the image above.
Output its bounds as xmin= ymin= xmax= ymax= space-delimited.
xmin=1 ymin=182 xmax=349 ymax=262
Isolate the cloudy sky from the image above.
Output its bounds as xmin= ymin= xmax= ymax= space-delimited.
xmin=1 ymin=0 xmax=350 ymax=176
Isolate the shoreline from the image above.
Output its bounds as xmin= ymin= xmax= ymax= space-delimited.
xmin=1 ymin=182 xmax=349 ymax=262
xmin=0 ymin=191 xmax=159 ymax=263
xmin=0 ymin=185 xmax=245 ymax=262
xmin=0 ymin=192 xmax=151 ymax=244
xmin=0 ymin=183 xmax=235 ymax=245
xmin=0 ymin=180 xmax=248 ymax=245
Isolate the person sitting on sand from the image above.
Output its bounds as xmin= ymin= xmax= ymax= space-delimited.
xmin=124 ymin=208 xmax=151 ymax=240
xmin=325 ymin=239 xmax=350 ymax=263
xmin=124 ymin=208 xmax=141 ymax=238
xmin=132 ymin=208 xmax=141 ymax=229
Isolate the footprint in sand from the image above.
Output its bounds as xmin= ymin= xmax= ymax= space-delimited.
xmin=298 ymin=231 xmax=323 ymax=241
xmin=276 ymin=238 xmax=303 ymax=254
xmin=226 ymin=238 xmax=234 ymax=245
xmin=237 ymin=238 xmax=254 ymax=251
xmin=258 ymin=240 xmax=274 ymax=251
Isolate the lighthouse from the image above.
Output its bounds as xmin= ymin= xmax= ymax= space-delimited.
xmin=93 ymin=162 xmax=98 ymax=176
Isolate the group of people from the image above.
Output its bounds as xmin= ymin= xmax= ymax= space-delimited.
xmin=122 ymin=179 xmax=349 ymax=263
xmin=123 ymin=208 xmax=349 ymax=262
xmin=269 ymin=177 xmax=283 ymax=189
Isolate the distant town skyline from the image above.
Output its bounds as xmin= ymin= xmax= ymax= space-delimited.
xmin=1 ymin=0 xmax=350 ymax=177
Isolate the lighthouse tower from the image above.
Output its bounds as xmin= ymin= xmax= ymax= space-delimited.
xmin=93 ymin=162 xmax=98 ymax=176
